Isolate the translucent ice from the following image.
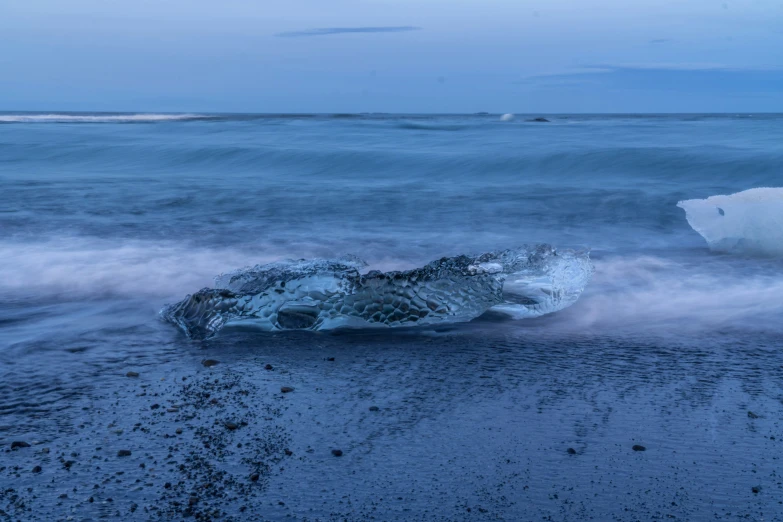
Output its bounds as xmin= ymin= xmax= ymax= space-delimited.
xmin=160 ymin=245 xmax=594 ymax=339
xmin=678 ymin=188 xmax=783 ymax=256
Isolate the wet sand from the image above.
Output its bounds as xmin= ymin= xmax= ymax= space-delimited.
xmin=3 ymin=320 xmax=782 ymax=521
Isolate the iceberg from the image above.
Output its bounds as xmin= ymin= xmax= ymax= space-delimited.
xmin=678 ymin=188 xmax=783 ymax=256
xmin=160 ymin=245 xmax=594 ymax=339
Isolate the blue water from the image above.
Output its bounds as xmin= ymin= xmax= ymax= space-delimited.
xmin=1 ymin=113 xmax=783 ymax=521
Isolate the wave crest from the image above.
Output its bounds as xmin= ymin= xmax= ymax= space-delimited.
xmin=0 ymin=113 xmax=212 ymax=123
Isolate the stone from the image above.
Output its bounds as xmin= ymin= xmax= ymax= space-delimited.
xmin=265 ymin=364 xmax=273 ymax=370
xmin=567 ymin=448 xmax=576 ymax=455
xmin=369 ymin=406 xmax=379 ymax=412
xmin=331 ymin=449 xmax=343 ymax=457
xmin=117 ymin=450 xmax=132 ymax=457
xmin=281 ymin=386 xmax=294 ymax=393
xmin=748 ymin=411 xmax=759 ymax=419
xmin=632 ymin=445 xmax=646 ymax=452
xmin=32 ymin=465 xmax=42 ymax=473
xmin=250 ymin=473 xmax=260 ymax=482
xmin=126 ymin=372 xmax=139 ymax=378
xmin=202 ymin=359 xmax=220 ymax=368
xmin=11 ymin=441 xmax=30 ymax=449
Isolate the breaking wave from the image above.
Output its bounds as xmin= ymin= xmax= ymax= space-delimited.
xmin=0 ymin=113 xmax=212 ymax=123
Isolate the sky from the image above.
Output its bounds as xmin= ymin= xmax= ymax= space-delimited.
xmin=1 ymin=0 xmax=781 ymax=113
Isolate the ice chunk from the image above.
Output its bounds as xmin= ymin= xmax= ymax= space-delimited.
xmin=160 ymin=245 xmax=593 ymax=339
xmin=678 ymin=188 xmax=783 ymax=256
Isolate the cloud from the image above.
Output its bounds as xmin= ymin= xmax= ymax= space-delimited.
xmin=276 ymin=26 xmax=420 ymax=38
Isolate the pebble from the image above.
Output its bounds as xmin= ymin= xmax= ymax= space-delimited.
xmin=175 ymin=428 xmax=183 ymax=435
xmin=202 ymin=359 xmax=220 ymax=368
xmin=32 ymin=465 xmax=42 ymax=473
xmin=281 ymin=386 xmax=294 ymax=393
xmin=284 ymin=449 xmax=293 ymax=456
xmin=264 ymin=364 xmax=273 ymax=370
xmin=11 ymin=441 xmax=30 ymax=449
xmin=567 ymin=448 xmax=576 ymax=455
xmin=632 ymin=445 xmax=646 ymax=452
xmin=327 ymin=357 xmax=335 ymax=361
xmin=369 ymin=406 xmax=380 ymax=412
xmin=250 ymin=473 xmax=260 ymax=482
xmin=748 ymin=411 xmax=759 ymax=419
xmin=126 ymin=371 xmax=139 ymax=378
xmin=752 ymin=486 xmax=762 ymax=494
xmin=224 ymin=421 xmax=238 ymax=431
xmin=331 ymin=449 xmax=343 ymax=457
xmin=117 ymin=450 xmax=132 ymax=457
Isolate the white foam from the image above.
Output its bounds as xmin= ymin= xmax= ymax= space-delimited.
xmin=678 ymin=187 xmax=783 ymax=256
xmin=0 ymin=113 xmax=209 ymax=123
xmin=547 ymin=255 xmax=783 ymax=334
xmin=500 ymin=113 xmax=514 ymax=122
xmin=0 ymin=238 xmax=275 ymax=299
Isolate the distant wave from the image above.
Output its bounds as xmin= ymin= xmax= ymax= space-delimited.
xmin=396 ymin=122 xmax=470 ymax=131
xmin=0 ymin=113 xmax=212 ymax=123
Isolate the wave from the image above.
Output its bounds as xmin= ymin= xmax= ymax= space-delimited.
xmin=0 ymin=238 xmax=275 ymax=299
xmin=545 ymin=255 xmax=783 ymax=334
xmin=396 ymin=122 xmax=470 ymax=131
xmin=0 ymin=113 xmax=212 ymax=123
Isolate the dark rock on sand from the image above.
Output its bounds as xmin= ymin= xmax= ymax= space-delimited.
xmin=369 ymin=406 xmax=380 ymax=412
xmin=284 ymin=449 xmax=293 ymax=456
xmin=567 ymin=448 xmax=576 ymax=455
xmin=327 ymin=357 xmax=335 ymax=361
xmin=632 ymin=445 xmax=646 ymax=452
xmin=32 ymin=466 xmax=42 ymax=473
xmin=528 ymin=117 xmax=550 ymax=122
xmin=331 ymin=449 xmax=343 ymax=457
xmin=281 ymin=386 xmax=294 ymax=393
xmin=264 ymin=364 xmax=273 ymax=370
xmin=202 ymin=359 xmax=220 ymax=368
xmin=11 ymin=441 xmax=30 ymax=449
xmin=250 ymin=473 xmax=260 ymax=482
xmin=224 ymin=421 xmax=238 ymax=431
xmin=126 ymin=371 xmax=139 ymax=378
xmin=752 ymin=486 xmax=762 ymax=494
xmin=117 ymin=450 xmax=132 ymax=457
xmin=748 ymin=411 xmax=759 ymax=419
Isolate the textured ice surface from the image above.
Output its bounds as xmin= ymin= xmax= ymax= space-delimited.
xmin=678 ymin=188 xmax=783 ymax=256
xmin=161 ymin=245 xmax=593 ymax=339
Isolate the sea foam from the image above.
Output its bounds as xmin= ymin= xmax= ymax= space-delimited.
xmin=0 ymin=113 xmax=209 ymax=123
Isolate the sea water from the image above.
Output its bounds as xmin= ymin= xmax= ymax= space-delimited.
xmin=1 ymin=113 xmax=782 ymax=520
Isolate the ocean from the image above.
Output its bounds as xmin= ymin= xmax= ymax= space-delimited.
xmin=1 ymin=112 xmax=782 ymax=520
